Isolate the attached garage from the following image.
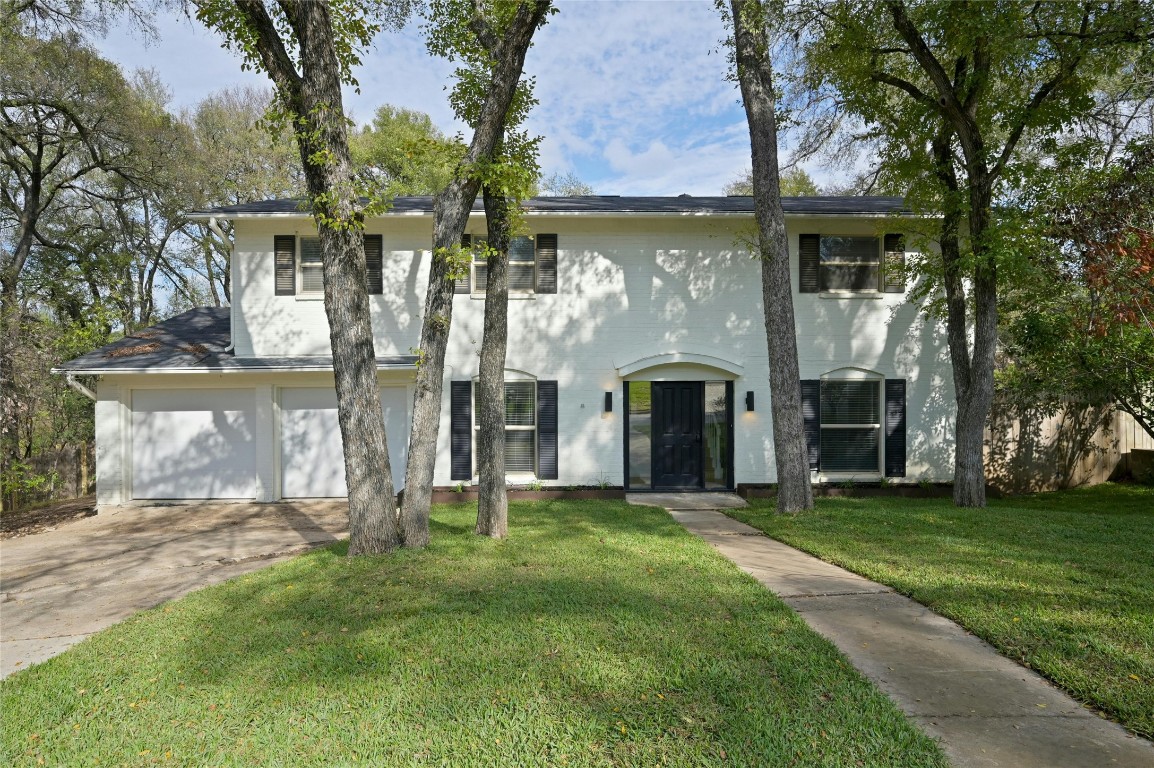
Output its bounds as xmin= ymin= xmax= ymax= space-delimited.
xmin=131 ymin=388 xmax=258 ymax=499
xmin=280 ymin=387 xmax=408 ymax=498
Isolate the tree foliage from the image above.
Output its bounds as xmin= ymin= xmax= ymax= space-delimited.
xmin=350 ymin=104 xmax=463 ymax=196
xmin=538 ymin=170 xmax=593 ymax=196
xmin=723 ymin=166 xmax=819 ymax=196
xmin=1001 ymin=140 xmax=1154 ymax=439
xmin=795 ymin=0 xmax=1153 ymax=506
xmin=400 ymin=0 xmax=553 ymax=546
xmin=0 ymin=28 xmax=162 ymax=509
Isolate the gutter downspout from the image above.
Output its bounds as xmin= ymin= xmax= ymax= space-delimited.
xmin=208 ymin=216 xmax=235 ymax=353
xmin=65 ymin=373 xmax=97 ymax=401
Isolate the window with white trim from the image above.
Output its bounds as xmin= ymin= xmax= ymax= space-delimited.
xmin=457 ymin=233 xmax=557 ymax=295
xmin=799 ymin=233 xmax=905 ymax=294
xmin=819 ymin=380 xmax=881 ymax=472
xmin=474 ymin=380 xmax=537 ymax=473
xmin=298 ymin=237 xmax=324 ymax=294
xmin=471 ymin=236 xmax=536 ymax=294
xmin=820 ymin=236 xmax=880 ymax=292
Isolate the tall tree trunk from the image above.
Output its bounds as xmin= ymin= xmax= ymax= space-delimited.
xmin=933 ymin=129 xmax=997 ymax=507
xmin=234 ymin=0 xmax=400 ymax=553
xmin=0 ymin=183 xmax=38 ymax=513
xmin=399 ymin=0 xmax=551 ymax=548
xmin=0 ymin=276 xmax=19 ymax=513
xmin=475 ymin=187 xmax=510 ymax=538
xmin=729 ymin=0 xmax=813 ymax=513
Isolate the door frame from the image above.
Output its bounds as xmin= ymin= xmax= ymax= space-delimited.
xmin=622 ymin=379 xmax=735 ymax=492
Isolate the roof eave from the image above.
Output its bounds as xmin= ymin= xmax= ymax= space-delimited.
xmin=52 ymin=362 xmax=420 ymax=375
xmin=188 ymin=209 xmax=924 ymax=220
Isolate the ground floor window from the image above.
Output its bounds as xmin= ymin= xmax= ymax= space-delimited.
xmin=475 ymin=381 xmax=537 ymax=473
xmin=819 ymin=380 xmax=881 ymax=472
xmin=802 ymin=373 xmax=906 ymax=478
xmin=451 ymin=378 xmax=557 ymax=482
xmin=625 ymin=380 xmax=732 ymax=490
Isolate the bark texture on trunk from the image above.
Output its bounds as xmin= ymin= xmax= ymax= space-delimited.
xmin=399 ymin=0 xmax=551 ymax=547
xmin=236 ymin=0 xmax=399 ymax=552
xmin=932 ymin=128 xmax=996 ymax=508
xmin=729 ymin=0 xmax=813 ymax=513
xmin=475 ymin=187 xmax=510 ymax=538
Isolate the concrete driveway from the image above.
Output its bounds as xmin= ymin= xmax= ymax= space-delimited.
xmin=1 ymin=500 xmax=349 ymax=679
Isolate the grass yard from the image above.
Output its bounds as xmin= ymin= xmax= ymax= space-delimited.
xmin=1 ymin=501 xmax=945 ymax=767
xmin=729 ymin=483 xmax=1154 ymax=738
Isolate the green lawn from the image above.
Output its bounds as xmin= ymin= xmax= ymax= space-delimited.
xmin=1 ymin=501 xmax=945 ymax=767
xmin=729 ymin=483 xmax=1154 ymax=738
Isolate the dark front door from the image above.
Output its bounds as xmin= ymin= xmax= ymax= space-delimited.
xmin=652 ymin=382 xmax=703 ymax=488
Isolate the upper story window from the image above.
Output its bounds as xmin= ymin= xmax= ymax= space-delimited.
xmin=299 ymin=237 xmax=324 ymax=294
xmin=274 ymin=234 xmax=383 ymax=297
xmin=455 ymin=233 xmax=557 ymax=296
xmin=799 ymin=233 xmax=905 ymax=294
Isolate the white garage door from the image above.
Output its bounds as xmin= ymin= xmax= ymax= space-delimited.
xmin=131 ymin=389 xmax=257 ymax=499
xmin=280 ymin=387 xmax=408 ymax=498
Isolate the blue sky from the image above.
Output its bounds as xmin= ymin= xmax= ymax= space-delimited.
xmin=97 ymin=1 xmax=766 ymax=195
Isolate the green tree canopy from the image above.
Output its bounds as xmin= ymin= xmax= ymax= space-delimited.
xmin=350 ymin=104 xmax=462 ymax=196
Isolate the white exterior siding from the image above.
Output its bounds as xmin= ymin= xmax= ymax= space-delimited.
xmin=93 ymin=207 xmax=954 ymax=504
xmin=233 ymin=218 xmax=432 ymax=357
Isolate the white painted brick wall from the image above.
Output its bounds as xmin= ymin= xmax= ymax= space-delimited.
xmin=186 ymin=211 xmax=955 ymax=491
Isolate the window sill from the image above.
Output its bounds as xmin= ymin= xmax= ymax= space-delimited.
xmin=818 ymin=292 xmax=883 ymax=300
xmin=814 ymin=472 xmax=883 ymax=483
xmin=470 ymin=473 xmax=538 ymax=482
xmin=470 ymin=294 xmax=537 ymax=301
xmin=294 ymin=294 xmax=324 ymax=301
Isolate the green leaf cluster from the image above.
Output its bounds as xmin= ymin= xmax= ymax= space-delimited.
xmin=423 ymin=0 xmax=553 ymax=205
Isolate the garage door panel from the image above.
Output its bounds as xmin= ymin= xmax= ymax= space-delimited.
xmin=132 ymin=389 xmax=257 ymax=499
xmin=281 ymin=387 xmax=407 ymax=498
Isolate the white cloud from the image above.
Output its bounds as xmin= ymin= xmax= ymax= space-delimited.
xmin=95 ymin=1 xmax=760 ymax=196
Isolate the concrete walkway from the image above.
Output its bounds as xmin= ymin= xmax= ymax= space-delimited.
xmin=628 ymin=494 xmax=1154 ymax=768
xmin=1 ymin=501 xmax=349 ymax=679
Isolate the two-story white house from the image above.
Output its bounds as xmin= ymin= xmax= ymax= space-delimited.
xmin=57 ymin=196 xmax=955 ymax=506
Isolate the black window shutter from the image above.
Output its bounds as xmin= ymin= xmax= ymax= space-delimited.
xmin=536 ymin=234 xmax=558 ymax=294
xmin=454 ymin=234 xmax=472 ymax=294
xmin=364 ymin=234 xmax=383 ymax=295
xmin=883 ymin=234 xmax=905 ymax=293
xmin=884 ymin=379 xmax=907 ymax=477
xmin=537 ymin=380 xmax=558 ymax=479
xmin=799 ymin=234 xmax=820 ymax=293
xmin=274 ymin=235 xmax=296 ymax=295
xmin=450 ymin=381 xmax=472 ymax=481
xmin=801 ymin=379 xmax=821 ymax=470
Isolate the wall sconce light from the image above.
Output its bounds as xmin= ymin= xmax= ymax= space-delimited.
xmin=604 ymin=392 xmax=613 ymax=413
xmin=745 ymin=391 xmax=755 ymax=412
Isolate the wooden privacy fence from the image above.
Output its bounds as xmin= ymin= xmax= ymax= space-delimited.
xmin=985 ymin=403 xmax=1154 ymax=494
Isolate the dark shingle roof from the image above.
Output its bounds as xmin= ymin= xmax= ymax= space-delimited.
xmin=192 ymin=195 xmax=911 ymax=218
xmin=54 ymin=307 xmax=417 ymax=373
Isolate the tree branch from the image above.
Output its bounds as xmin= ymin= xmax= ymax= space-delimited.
xmin=234 ymin=1 xmax=304 ymax=107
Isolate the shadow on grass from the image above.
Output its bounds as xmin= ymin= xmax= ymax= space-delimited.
xmin=2 ymin=500 xmax=945 ymax=767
